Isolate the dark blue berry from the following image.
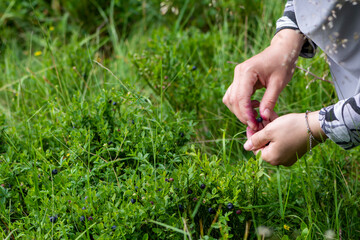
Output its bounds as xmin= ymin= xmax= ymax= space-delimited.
xmin=88 ymin=216 xmax=93 ymax=221
xmin=111 ymin=225 xmax=117 ymax=231
xmin=157 ymin=188 xmax=162 ymax=192
xmin=256 ymin=117 xmax=263 ymax=123
xmin=165 ymin=178 xmax=169 ymax=182
xmin=82 ymin=206 xmax=86 ymax=210
xmin=179 ymin=132 xmax=184 ymax=137
xmin=135 ymin=186 xmax=138 ymax=192
xmin=49 ymin=215 xmax=58 ymax=223
xmin=208 ymin=208 xmax=216 ymax=214
xmin=178 ymin=204 xmax=184 ymax=212
xmin=227 ymin=203 xmax=234 ymax=210
xmin=79 ymin=216 xmax=85 ymax=222
xmin=132 ymin=119 xmax=135 ymax=124
xmin=52 ymin=169 xmax=58 ymax=175
xmin=112 ymin=102 xmax=117 ymax=105
xmin=200 ymin=184 xmax=205 ymax=189
xmin=108 ymin=141 xmax=113 ymax=145
xmin=191 ymin=66 xmax=197 ymax=71
xmin=187 ymin=189 xmax=193 ymax=194
xmin=131 ymin=198 xmax=136 ymax=204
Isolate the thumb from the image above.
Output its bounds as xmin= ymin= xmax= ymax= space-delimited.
xmin=259 ymin=79 xmax=283 ymax=120
xmin=244 ymin=128 xmax=271 ymax=151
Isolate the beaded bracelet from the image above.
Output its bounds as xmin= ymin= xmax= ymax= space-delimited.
xmin=305 ymin=110 xmax=318 ymax=155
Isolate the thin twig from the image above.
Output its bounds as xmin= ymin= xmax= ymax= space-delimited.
xmin=295 ymin=65 xmax=333 ymax=84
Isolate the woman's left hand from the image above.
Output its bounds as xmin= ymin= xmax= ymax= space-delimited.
xmin=243 ymin=111 xmax=326 ymax=166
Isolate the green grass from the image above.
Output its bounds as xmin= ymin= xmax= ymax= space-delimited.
xmin=0 ymin=0 xmax=359 ymax=239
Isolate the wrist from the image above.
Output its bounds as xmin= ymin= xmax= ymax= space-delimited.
xmin=307 ymin=110 xmax=328 ymax=143
xmin=270 ymin=29 xmax=305 ymax=64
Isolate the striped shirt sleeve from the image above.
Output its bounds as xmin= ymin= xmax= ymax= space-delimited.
xmin=275 ymin=0 xmax=316 ymax=58
xmin=319 ymin=93 xmax=360 ymax=150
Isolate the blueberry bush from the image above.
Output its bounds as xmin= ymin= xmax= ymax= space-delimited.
xmin=0 ymin=0 xmax=359 ymax=239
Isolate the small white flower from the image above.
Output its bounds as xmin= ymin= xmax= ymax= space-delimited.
xmin=256 ymin=226 xmax=272 ymax=238
xmin=324 ymin=229 xmax=336 ymax=239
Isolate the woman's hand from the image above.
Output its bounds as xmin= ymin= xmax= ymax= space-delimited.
xmin=222 ymin=29 xmax=305 ymax=130
xmin=244 ymin=111 xmax=327 ymax=166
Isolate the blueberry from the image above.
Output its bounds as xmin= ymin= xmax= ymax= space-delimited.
xmin=79 ymin=216 xmax=85 ymax=222
xmin=200 ymin=184 xmax=205 ymax=189
xmin=135 ymin=186 xmax=138 ymax=192
xmin=88 ymin=216 xmax=93 ymax=221
xmin=256 ymin=117 xmax=263 ymax=123
xmin=227 ymin=203 xmax=234 ymax=210
xmin=178 ymin=204 xmax=184 ymax=212
xmin=208 ymin=208 xmax=216 ymax=214
xmin=179 ymin=132 xmax=184 ymax=137
xmin=236 ymin=209 xmax=242 ymax=215
xmin=49 ymin=215 xmax=58 ymax=223
xmin=187 ymin=189 xmax=193 ymax=194
xmin=132 ymin=120 xmax=135 ymax=124
xmin=82 ymin=206 xmax=86 ymax=210
xmin=131 ymin=198 xmax=136 ymax=204
xmin=165 ymin=178 xmax=169 ymax=182
xmin=108 ymin=100 xmax=112 ymax=104
xmin=52 ymin=169 xmax=58 ymax=175
xmin=111 ymin=225 xmax=117 ymax=231
xmin=108 ymin=141 xmax=113 ymax=145
xmin=191 ymin=66 xmax=197 ymax=71
xmin=157 ymin=188 xmax=162 ymax=192
xmin=112 ymin=102 xmax=117 ymax=105
xmin=193 ymin=197 xmax=198 ymax=202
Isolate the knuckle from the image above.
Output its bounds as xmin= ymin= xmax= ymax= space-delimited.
xmin=222 ymin=95 xmax=228 ymax=105
xmin=229 ymin=97 xmax=237 ymax=105
xmin=234 ymin=63 xmax=252 ymax=73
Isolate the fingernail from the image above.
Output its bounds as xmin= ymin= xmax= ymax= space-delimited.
xmin=244 ymin=140 xmax=253 ymax=151
xmin=263 ymin=108 xmax=270 ymax=120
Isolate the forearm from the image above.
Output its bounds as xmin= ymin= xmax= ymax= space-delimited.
xmin=270 ymin=29 xmax=305 ymax=65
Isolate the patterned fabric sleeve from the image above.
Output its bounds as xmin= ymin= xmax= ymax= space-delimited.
xmin=319 ymin=93 xmax=360 ymax=149
xmin=275 ymin=0 xmax=316 ymax=58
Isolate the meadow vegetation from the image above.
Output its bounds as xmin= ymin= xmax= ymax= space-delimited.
xmin=0 ymin=0 xmax=359 ymax=239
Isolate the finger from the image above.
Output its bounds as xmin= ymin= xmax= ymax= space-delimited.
xmin=251 ymin=100 xmax=260 ymax=109
xmin=233 ymin=66 xmax=259 ymax=129
xmin=223 ymin=83 xmax=234 ymax=111
xmin=268 ymin=110 xmax=279 ymax=122
xmin=246 ymin=126 xmax=256 ymax=139
xmin=244 ymin=127 xmax=271 ymax=151
xmin=259 ymin=76 xmax=283 ymax=120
